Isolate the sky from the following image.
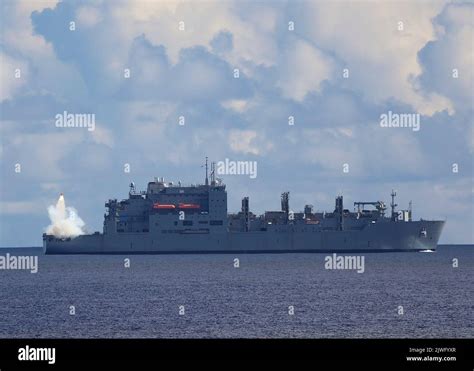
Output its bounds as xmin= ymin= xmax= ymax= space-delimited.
xmin=0 ymin=0 xmax=472 ymax=246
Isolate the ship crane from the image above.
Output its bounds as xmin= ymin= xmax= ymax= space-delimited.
xmin=354 ymin=201 xmax=387 ymax=216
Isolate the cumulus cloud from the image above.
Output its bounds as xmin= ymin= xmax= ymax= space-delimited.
xmin=221 ymin=99 xmax=253 ymax=113
xmin=0 ymin=53 xmax=28 ymax=101
xmin=277 ymin=39 xmax=334 ymax=101
xmin=229 ymin=130 xmax=264 ymax=155
xmin=418 ymin=2 xmax=474 ymax=112
xmin=293 ymin=0 xmax=455 ymax=115
xmin=91 ymin=126 xmax=114 ymax=148
xmin=76 ymin=5 xmax=102 ymax=28
xmin=210 ymin=30 xmax=234 ymax=54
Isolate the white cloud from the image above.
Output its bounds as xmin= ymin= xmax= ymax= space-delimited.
xmin=76 ymin=6 xmax=103 ymax=28
xmin=2 ymin=1 xmax=58 ymax=58
xmin=229 ymin=129 xmax=272 ymax=155
xmin=91 ymin=126 xmax=114 ymax=148
xmin=302 ymin=128 xmax=362 ymax=172
xmin=418 ymin=3 xmax=474 ymax=112
xmin=109 ymin=0 xmax=278 ymax=67
xmin=298 ymin=1 xmax=453 ymax=115
xmin=0 ymin=53 xmax=28 ymax=101
xmin=221 ymin=99 xmax=252 ymax=113
xmin=277 ymin=39 xmax=334 ymax=101
xmin=2 ymin=129 xmax=85 ymax=179
xmin=1 ymin=1 xmax=88 ymax=102
xmin=300 ymin=125 xmax=427 ymax=176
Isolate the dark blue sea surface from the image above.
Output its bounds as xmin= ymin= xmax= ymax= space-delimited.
xmin=0 ymin=246 xmax=472 ymax=338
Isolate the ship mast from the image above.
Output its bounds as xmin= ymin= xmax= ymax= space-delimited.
xmin=205 ymin=156 xmax=209 ymax=186
xmin=210 ymin=161 xmax=216 ymax=185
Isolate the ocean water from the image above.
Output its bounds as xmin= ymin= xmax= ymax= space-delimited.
xmin=0 ymin=246 xmax=472 ymax=338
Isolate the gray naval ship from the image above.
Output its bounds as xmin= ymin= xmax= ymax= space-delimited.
xmin=43 ymin=161 xmax=445 ymax=254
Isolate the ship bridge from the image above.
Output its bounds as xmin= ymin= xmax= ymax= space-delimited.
xmin=104 ymin=159 xmax=227 ymax=235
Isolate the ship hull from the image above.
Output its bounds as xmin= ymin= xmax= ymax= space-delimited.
xmin=44 ymin=220 xmax=445 ymax=254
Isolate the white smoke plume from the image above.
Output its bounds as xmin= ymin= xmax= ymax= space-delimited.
xmin=46 ymin=194 xmax=85 ymax=238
